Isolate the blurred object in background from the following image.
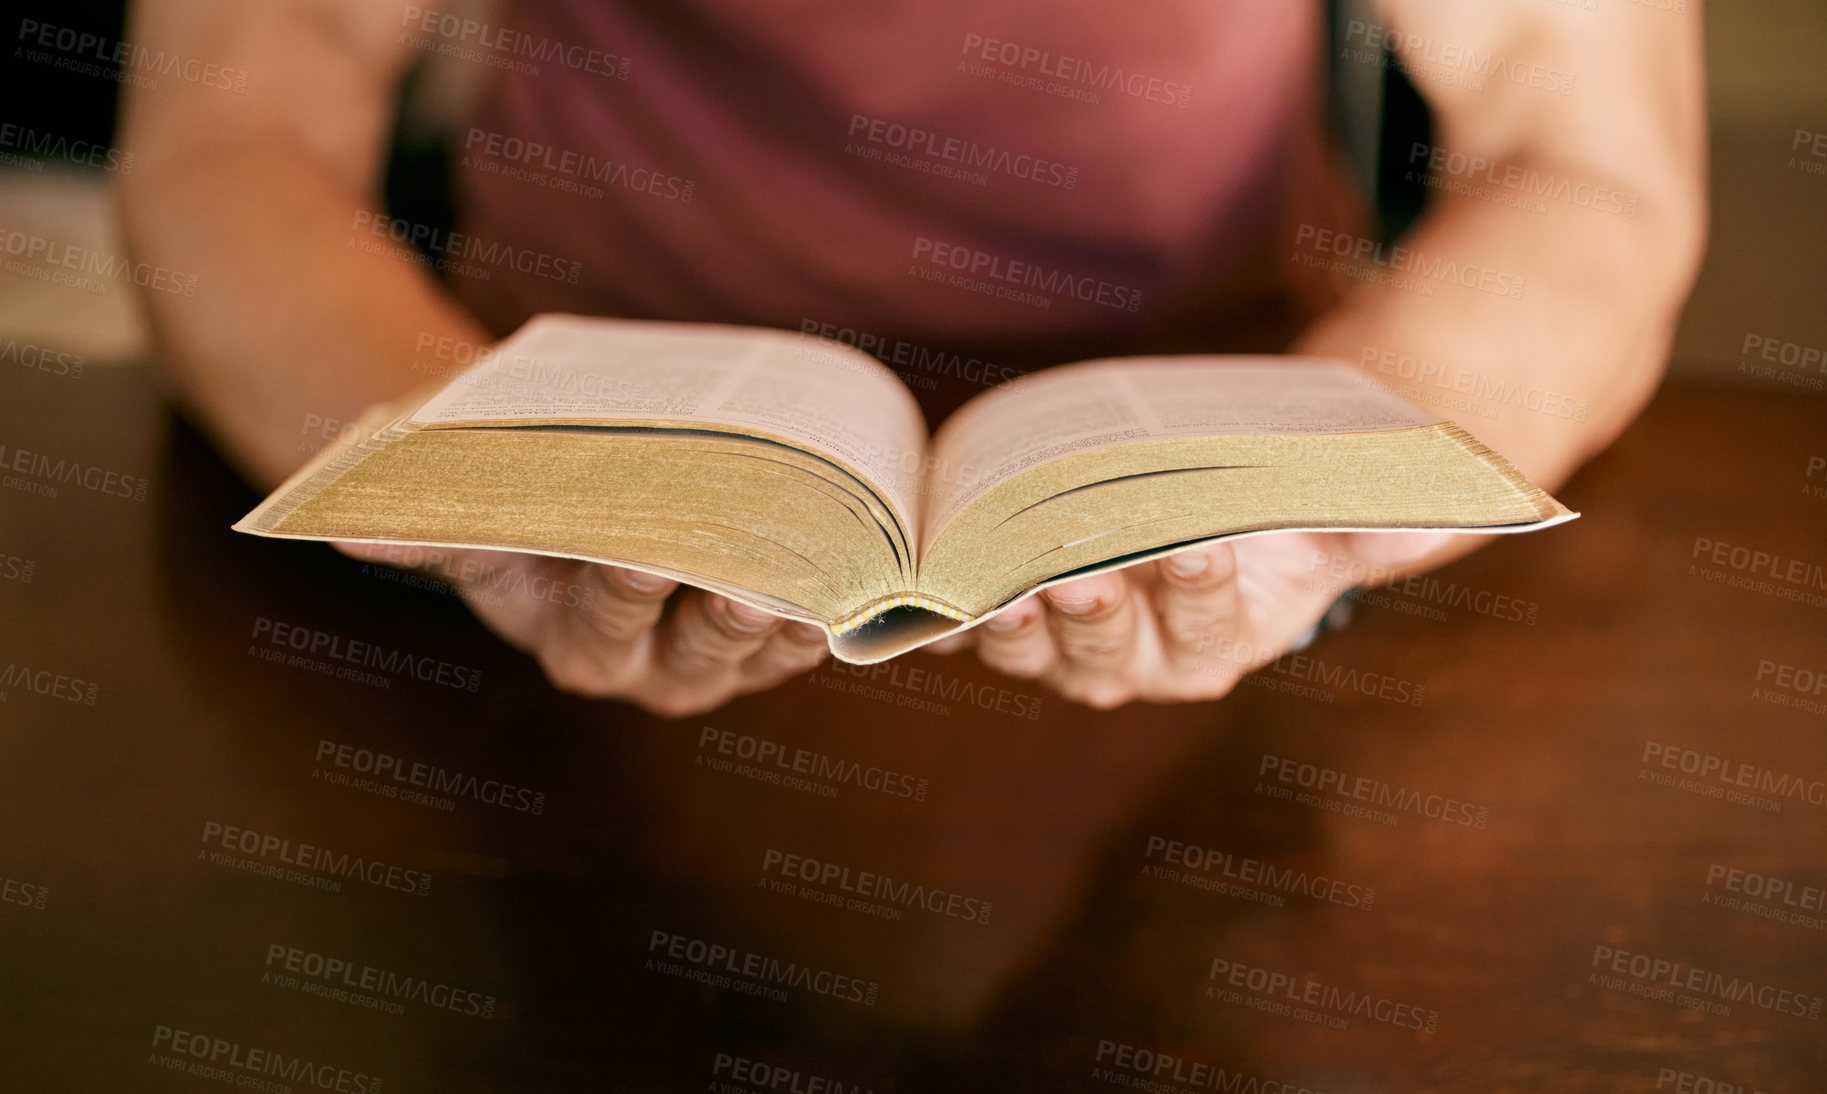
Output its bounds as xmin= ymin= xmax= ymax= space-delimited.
xmin=1671 ymin=0 xmax=1827 ymax=389
xmin=0 ymin=0 xmax=145 ymax=364
xmin=0 ymin=166 xmax=147 ymax=365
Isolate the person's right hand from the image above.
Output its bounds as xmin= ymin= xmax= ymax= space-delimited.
xmin=334 ymin=543 xmax=830 ymax=717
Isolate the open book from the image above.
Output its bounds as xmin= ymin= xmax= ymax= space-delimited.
xmin=237 ymin=316 xmax=1574 ymax=662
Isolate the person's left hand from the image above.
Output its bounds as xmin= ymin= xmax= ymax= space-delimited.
xmin=945 ymin=530 xmax=1457 ymax=709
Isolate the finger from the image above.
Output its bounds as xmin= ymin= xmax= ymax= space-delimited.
xmin=1041 ymin=571 xmax=1138 ymax=678
xmin=527 ymin=563 xmax=678 ymax=696
xmin=1339 ymin=531 xmax=1460 ymax=577
xmin=1154 ymin=543 xmax=1241 ymax=671
xmin=741 ymin=621 xmax=831 ymax=683
xmin=973 ymin=596 xmax=1055 ymax=679
xmin=560 ymin=563 xmax=678 ymax=649
xmin=654 ymin=591 xmax=784 ymax=686
xmin=924 ymin=631 xmax=975 ymax=655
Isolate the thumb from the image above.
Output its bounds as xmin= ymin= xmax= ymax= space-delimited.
xmin=1339 ymin=530 xmax=1459 ymax=574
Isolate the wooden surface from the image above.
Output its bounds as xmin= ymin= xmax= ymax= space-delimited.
xmin=1 ymin=364 xmax=1824 ymax=1092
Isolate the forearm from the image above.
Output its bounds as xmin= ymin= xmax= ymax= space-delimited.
xmin=1296 ymin=160 xmax=1702 ymax=491
xmin=118 ymin=146 xmax=486 ymax=488
xmin=1291 ymin=0 xmax=1707 ymax=579
xmin=115 ymin=0 xmax=483 ymax=489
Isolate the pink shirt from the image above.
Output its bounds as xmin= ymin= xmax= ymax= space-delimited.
xmin=449 ymin=0 xmax=1363 ymax=413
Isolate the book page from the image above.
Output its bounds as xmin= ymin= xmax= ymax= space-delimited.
xmin=922 ymin=356 xmax=1440 ymax=548
xmin=410 ymin=316 xmax=930 ymax=530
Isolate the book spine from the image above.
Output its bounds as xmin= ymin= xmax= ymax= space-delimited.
xmin=832 ymin=594 xmax=973 ymax=635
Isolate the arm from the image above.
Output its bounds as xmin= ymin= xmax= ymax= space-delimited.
xmin=119 ymin=0 xmax=829 ymax=716
xmin=117 ymin=0 xmax=482 ymax=486
xmin=967 ymin=0 xmax=1707 ymax=707
xmin=1297 ymin=0 xmax=1708 ymax=568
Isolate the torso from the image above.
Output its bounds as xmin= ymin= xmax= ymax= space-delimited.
xmin=447 ymin=0 xmax=1364 ymax=419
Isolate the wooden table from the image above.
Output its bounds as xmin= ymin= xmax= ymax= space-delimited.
xmin=2 ymin=364 xmax=1823 ymax=1092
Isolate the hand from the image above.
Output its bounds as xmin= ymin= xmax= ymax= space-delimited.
xmin=334 ymin=543 xmax=830 ymax=717
xmin=962 ymin=531 xmax=1458 ymax=710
